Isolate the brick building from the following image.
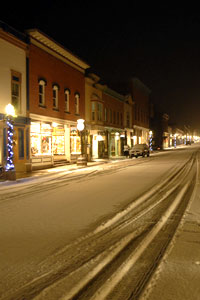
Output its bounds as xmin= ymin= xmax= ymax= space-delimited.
xmin=130 ymin=78 xmax=151 ymax=145
xmin=27 ymin=29 xmax=89 ymax=169
xmin=85 ymin=72 xmax=125 ymax=159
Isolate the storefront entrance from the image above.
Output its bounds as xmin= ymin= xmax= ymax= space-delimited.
xmin=98 ymin=140 xmax=105 ymax=158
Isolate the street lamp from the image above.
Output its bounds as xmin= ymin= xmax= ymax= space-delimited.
xmin=77 ymin=119 xmax=87 ymax=166
xmin=5 ymin=104 xmax=16 ymax=180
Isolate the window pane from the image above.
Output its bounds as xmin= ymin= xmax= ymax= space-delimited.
xmin=12 ymin=75 xmax=20 ymax=82
xmin=39 ymin=85 xmax=43 ymax=94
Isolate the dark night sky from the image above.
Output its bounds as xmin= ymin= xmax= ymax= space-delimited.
xmin=1 ymin=2 xmax=200 ymax=130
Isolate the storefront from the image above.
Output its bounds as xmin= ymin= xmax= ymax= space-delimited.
xmin=70 ymin=126 xmax=81 ymax=161
xmin=89 ymin=129 xmax=108 ymax=159
xmin=52 ymin=124 xmax=65 ymax=157
xmin=108 ymin=130 xmax=123 ymax=157
xmin=133 ymin=126 xmax=149 ymax=145
xmin=30 ymin=120 xmax=67 ymax=169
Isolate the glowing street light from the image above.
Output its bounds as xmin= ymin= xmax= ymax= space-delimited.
xmin=77 ymin=119 xmax=85 ymax=132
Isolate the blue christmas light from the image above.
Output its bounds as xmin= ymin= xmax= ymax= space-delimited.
xmin=149 ymin=131 xmax=153 ymax=151
xmin=5 ymin=117 xmax=15 ymax=171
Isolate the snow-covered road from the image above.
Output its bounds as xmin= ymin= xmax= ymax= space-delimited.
xmin=0 ymin=146 xmax=198 ymax=299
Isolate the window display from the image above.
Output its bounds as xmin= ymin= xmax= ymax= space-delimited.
xmin=70 ymin=127 xmax=81 ymax=154
xmin=30 ymin=122 xmax=52 ymax=156
xmin=41 ymin=135 xmax=51 ymax=154
xmin=52 ymin=126 xmax=65 ymax=155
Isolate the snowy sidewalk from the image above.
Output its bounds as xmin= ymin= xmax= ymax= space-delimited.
xmin=12 ymin=157 xmax=127 ymax=180
xmin=142 ymin=160 xmax=200 ymax=300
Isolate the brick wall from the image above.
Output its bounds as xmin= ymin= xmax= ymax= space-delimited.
xmin=29 ymin=44 xmax=85 ymax=121
xmin=132 ymin=87 xmax=149 ymax=129
xmin=103 ymin=92 xmax=124 ymax=129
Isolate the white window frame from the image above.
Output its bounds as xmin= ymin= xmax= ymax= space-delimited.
xmin=65 ymin=89 xmax=70 ymax=112
xmin=75 ymin=93 xmax=80 ymax=115
xmin=39 ymin=79 xmax=46 ymax=106
xmin=53 ymin=85 xmax=59 ymax=109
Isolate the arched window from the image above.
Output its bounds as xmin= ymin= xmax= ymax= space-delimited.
xmin=52 ymin=84 xmax=59 ymax=109
xmin=75 ymin=93 xmax=80 ymax=115
xmin=38 ymin=79 xmax=46 ymax=106
xmin=64 ymin=88 xmax=70 ymax=112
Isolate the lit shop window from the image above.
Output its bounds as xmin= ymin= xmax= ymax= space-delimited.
xmin=70 ymin=128 xmax=81 ymax=154
xmin=30 ymin=122 xmax=52 ymax=156
xmin=53 ymin=85 xmax=59 ymax=109
xmin=75 ymin=93 xmax=80 ymax=115
xmin=11 ymin=71 xmax=21 ymax=113
xmin=39 ymin=79 xmax=46 ymax=106
xmin=64 ymin=89 xmax=70 ymax=112
xmin=52 ymin=123 xmax=65 ymax=155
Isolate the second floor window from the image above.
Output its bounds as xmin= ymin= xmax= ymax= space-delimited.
xmin=53 ymin=85 xmax=59 ymax=109
xmin=65 ymin=89 xmax=70 ymax=112
xmin=117 ymin=111 xmax=119 ymax=124
xmin=126 ymin=111 xmax=130 ymax=127
xmin=75 ymin=93 xmax=80 ymax=114
xmin=105 ymin=107 xmax=108 ymax=122
xmin=39 ymin=79 xmax=46 ymax=106
xmin=11 ymin=71 xmax=21 ymax=113
xmin=110 ymin=109 xmax=112 ymax=123
xmin=113 ymin=111 xmax=116 ymax=124
xmin=97 ymin=102 xmax=103 ymax=121
xmin=91 ymin=101 xmax=95 ymax=121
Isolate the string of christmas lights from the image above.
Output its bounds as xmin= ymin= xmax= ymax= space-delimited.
xmin=174 ymin=134 xmax=177 ymax=148
xmin=6 ymin=117 xmax=15 ymax=171
xmin=149 ymin=131 xmax=153 ymax=151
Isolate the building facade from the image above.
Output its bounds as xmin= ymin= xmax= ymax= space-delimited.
xmin=130 ymin=78 xmax=151 ymax=145
xmin=85 ymin=73 xmax=125 ymax=159
xmin=27 ymin=29 xmax=89 ymax=169
xmin=0 ymin=23 xmax=30 ymax=172
xmin=123 ymin=94 xmax=134 ymax=148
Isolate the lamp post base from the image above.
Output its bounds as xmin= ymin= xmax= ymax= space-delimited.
xmin=77 ymin=155 xmax=87 ymax=166
xmin=5 ymin=170 xmax=16 ymax=181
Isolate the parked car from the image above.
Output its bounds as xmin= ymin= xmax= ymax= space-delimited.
xmin=129 ymin=144 xmax=150 ymax=158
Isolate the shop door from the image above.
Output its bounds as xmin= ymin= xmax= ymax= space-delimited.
xmin=98 ymin=141 xmax=105 ymax=158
